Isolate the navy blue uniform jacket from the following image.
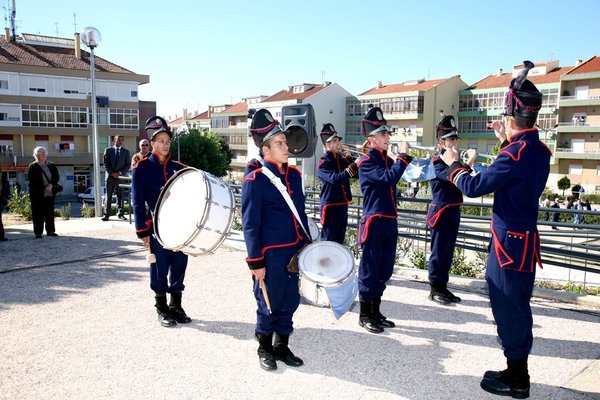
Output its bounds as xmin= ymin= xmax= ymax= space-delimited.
xmin=317 ymin=150 xmax=353 ymax=224
xmin=447 ymin=128 xmax=551 ymax=272
xmin=242 ymin=159 xmax=311 ymax=265
xmin=357 ymin=148 xmax=411 ymax=243
xmin=427 ymin=151 xmax=463 ymax=228
xmin=131 ymin=152 xmax=186 ymax=239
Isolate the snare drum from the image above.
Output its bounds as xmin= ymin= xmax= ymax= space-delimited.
xmin=307 ymin=218 xmax=320 ymax=242
xmin=154 ymin=167 xmax=234 ymax=256
xmin=298 ymin=241 xmax=355 ymax=307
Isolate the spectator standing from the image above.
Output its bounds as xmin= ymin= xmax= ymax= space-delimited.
xmin=131 ymin=139 xmax=151 ymax=167
xmin=103 ymin=135 xmax=130 ymax=221
xmin=27 ymin=147 xmax=60 ymax=238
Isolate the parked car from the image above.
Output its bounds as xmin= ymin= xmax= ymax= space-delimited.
xmin=77 ymin=186 xmax=117 ymax=204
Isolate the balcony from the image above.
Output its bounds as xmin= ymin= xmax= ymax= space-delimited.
xmin=559 ymin=95 xmax=600 ymax=108
xmin=556 ymin=122 xmax=600 ymax=134
xmin=554 ymin=146 xmax=600 ymax=160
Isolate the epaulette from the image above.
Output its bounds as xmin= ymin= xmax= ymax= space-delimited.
xmin=242 ymin=168 xmax=263 ymax=182
xmin=499 ymin=141 xmax=526 ymax=161
xmin=356 ymin=154 xmax=370 ymax=167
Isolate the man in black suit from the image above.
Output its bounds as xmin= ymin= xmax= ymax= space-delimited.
xmin=103 ymin=135 xmax=131 ymax=221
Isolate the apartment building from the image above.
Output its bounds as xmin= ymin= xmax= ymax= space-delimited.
xmin=0 ymin=31 xmax=150 ymax=194
xmin=457 ymin=59 xmax=600 ymax=192
xmin=253 ymin=82 xmax=352 ymax=178
xmin=555 ymin=56 xmax=600 ymax=193
xmin=346 ymin=76 xmax=468 ymax=148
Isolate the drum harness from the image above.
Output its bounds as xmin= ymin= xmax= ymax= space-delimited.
xmin=257 ymin=157 xmax=312 ymax=243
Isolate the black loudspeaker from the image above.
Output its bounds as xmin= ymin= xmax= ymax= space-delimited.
xmin=282 ymin=103 xmax=316 ymax=158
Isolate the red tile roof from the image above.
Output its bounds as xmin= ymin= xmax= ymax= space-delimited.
xmin=468 ymin=66 xmax=572 ymax=90
xmin=262 ymin=84 xmax=325 ymax=102
xmin=359 ymin=78 xmax=447 ymax=96
xmin=190 ymin=111 xmax=209 ymax=120
xmin=565 ymin=56 xmax=600 ymax=75
xmin=0 ymin=36 xmax=134 ymax=74
xmin=220 ymin=101 xmax=248 ymax=114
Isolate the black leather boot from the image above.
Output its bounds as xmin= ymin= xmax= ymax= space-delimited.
xmin=256 ymin=333 xmax=277 ymax=371
xmin=273 ymin=333 xmax=303 ymax=367
xmin=371 ymin=298 xmax=395 ymax=328
xmin=168 ymin=292 xmax=192 ymax=323
xmin=155 ymin=294 xmax=177 ymax=327
xmin=358 ymin=300 xmax=384 ymax=333
xmin=481 ymin=356 xmax=530 ymax=399
xmin=429 ymin=282 xmax=461 ymax=304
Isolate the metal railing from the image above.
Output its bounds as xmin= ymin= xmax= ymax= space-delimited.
xmin=232 ymin=185 xmax=600 ymax=284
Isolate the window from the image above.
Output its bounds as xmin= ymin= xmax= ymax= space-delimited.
xmin=0 ymin=80 xmax=8 ymax=89
xmin=29 ymin=87 xmax=46 ymax=92
xmin=109 ymin=108 xmax=138 ymax=129
xmin=596 ymin=166 xmax=600 ymax=176
xmin=569 ymin=164 xmax=583 ymax=175
xmin=23 ymin=105 xmax=87 ymax=128
xmin=131 ymin=91 xmax=138 ymax=97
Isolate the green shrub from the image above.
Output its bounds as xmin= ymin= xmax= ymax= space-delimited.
xmin=408 ymin=250 xmax=427 ymax=270
xmin=6 ymin=187 xmax=32 ymax=220
xmin=81 ymin=204 xmax=96 ymax=218
xmin=449 ymin=248 xmax=484 ymax=278
xmin=58 ymin=204 xmax=71 ymax=220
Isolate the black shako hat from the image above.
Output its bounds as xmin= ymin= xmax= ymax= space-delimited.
xmin=504 ymin=60 xmax=543 ymax=120
xmin=248 ymin=108 xmax=284 ymax=147
xmin=361 ymin=105 xmax=389 ymax=136
xmin=436 ymin=115 xmax=459 ymax=140
xmin=144 ymin=115 xmax=172 ymax=140
xmin=320 ymin=123 xmax=342 ymax=145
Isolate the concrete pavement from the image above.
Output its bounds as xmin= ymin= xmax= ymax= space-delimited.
xmin=0 ymin=217 xmax=599 ymax=400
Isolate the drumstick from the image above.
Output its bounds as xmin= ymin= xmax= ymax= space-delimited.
xmin=259 ymin=279 xmax=272 ymax=314
xmin=146 ymin=243 xmax=156 ymax=264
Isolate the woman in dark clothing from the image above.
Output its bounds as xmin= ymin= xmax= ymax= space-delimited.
xmin=0 ymin=170 xmax=9 ymax=241
xmin=27 ymin=147 xmax=59 ymax=238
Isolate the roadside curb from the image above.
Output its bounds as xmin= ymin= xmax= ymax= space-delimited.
xmin=393 ymin=265 xmax=600 ymax=310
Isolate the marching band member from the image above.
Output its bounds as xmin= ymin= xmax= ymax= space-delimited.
xmin=356 ymin=105 xmax=412 ymax=333
xmin=426 ymin=115 xmax=474 ymax=304
xmin=441 ymin=61 xmax=550 ymax=398
xmin=317 ymin=123 xmax=357 ymax=244
xmin=131 ymin=116 xmax=192 ymax=328
xmin=242 ymin=109 xmax=311 ymax=371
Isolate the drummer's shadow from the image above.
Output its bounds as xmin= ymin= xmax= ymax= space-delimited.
xmin=183 ymin=317 xmax=473 ymax=397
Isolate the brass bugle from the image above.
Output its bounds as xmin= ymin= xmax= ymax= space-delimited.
xmin=409 ymin=144 xmax=437 ymax=154
xmin=341 ymin=144 xmax=366 ymax=157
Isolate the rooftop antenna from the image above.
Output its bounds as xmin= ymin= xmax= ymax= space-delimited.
xmin=10 ymin=0 xmax=16 ymax=41
xmin=54 ymin=22 xmax=59 ymax=37
xmin=321 ymin=70 xmax=325 ymax=85
xmin=73 ymin=12 xmax=77 ymax=33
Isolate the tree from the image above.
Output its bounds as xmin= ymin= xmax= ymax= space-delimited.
xmin=557 ymin=176 xmax=571 ymax=196
xmin=172 ymin=129 xmax=232 ymax=177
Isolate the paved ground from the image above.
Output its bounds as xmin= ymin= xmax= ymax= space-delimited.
xmin=0 ymin=218 xmax=599 ymax=400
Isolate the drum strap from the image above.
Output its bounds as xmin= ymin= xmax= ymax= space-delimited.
xmin=257 ymin=157 xmax=311 ymax=242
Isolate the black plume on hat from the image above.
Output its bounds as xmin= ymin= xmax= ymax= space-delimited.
xmin=144 ymin=115 xmax=172 ymax=140
xmin=361 ymin=105 xmax=389 ymax=136
xmin=248 ymin=108 xmax=284 ymax=147
xmin=436 ymin=115 xmax=459 ymax=140
xmin=320 ymin=123 xmax=342 ymax=145
xmin=504 ymin=60 xmax=543 ymax=120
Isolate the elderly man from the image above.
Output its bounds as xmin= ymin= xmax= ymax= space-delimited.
xmin=131 ymin=139 xmax=151 ymax=167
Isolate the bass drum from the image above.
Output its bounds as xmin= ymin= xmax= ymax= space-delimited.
xmin=298 ymin=241 xmax=355 ymax=307
xmin=154 ymin=167 xmax=234 ymax=256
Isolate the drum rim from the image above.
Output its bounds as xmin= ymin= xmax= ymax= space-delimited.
xmin=154 ymin=168 xmax=235 ymax=256
xmin=298 ymin=241 xmax=354 ymax=286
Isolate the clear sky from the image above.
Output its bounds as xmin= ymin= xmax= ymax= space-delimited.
xmin=12 ymin=0 xmax=600 ymax=119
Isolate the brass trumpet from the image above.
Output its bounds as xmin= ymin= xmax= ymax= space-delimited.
xmin=341 ymin=144 xmax=367 ymax=157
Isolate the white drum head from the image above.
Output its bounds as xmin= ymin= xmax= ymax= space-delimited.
xmin=155 ymin=168 xmax=208 ymax=250
xmin=299 ymin=241 xmax=354 ymax=287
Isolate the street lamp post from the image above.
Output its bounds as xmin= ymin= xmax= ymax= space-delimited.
xmin=81 ymin=27 xmax=102 ymax=217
